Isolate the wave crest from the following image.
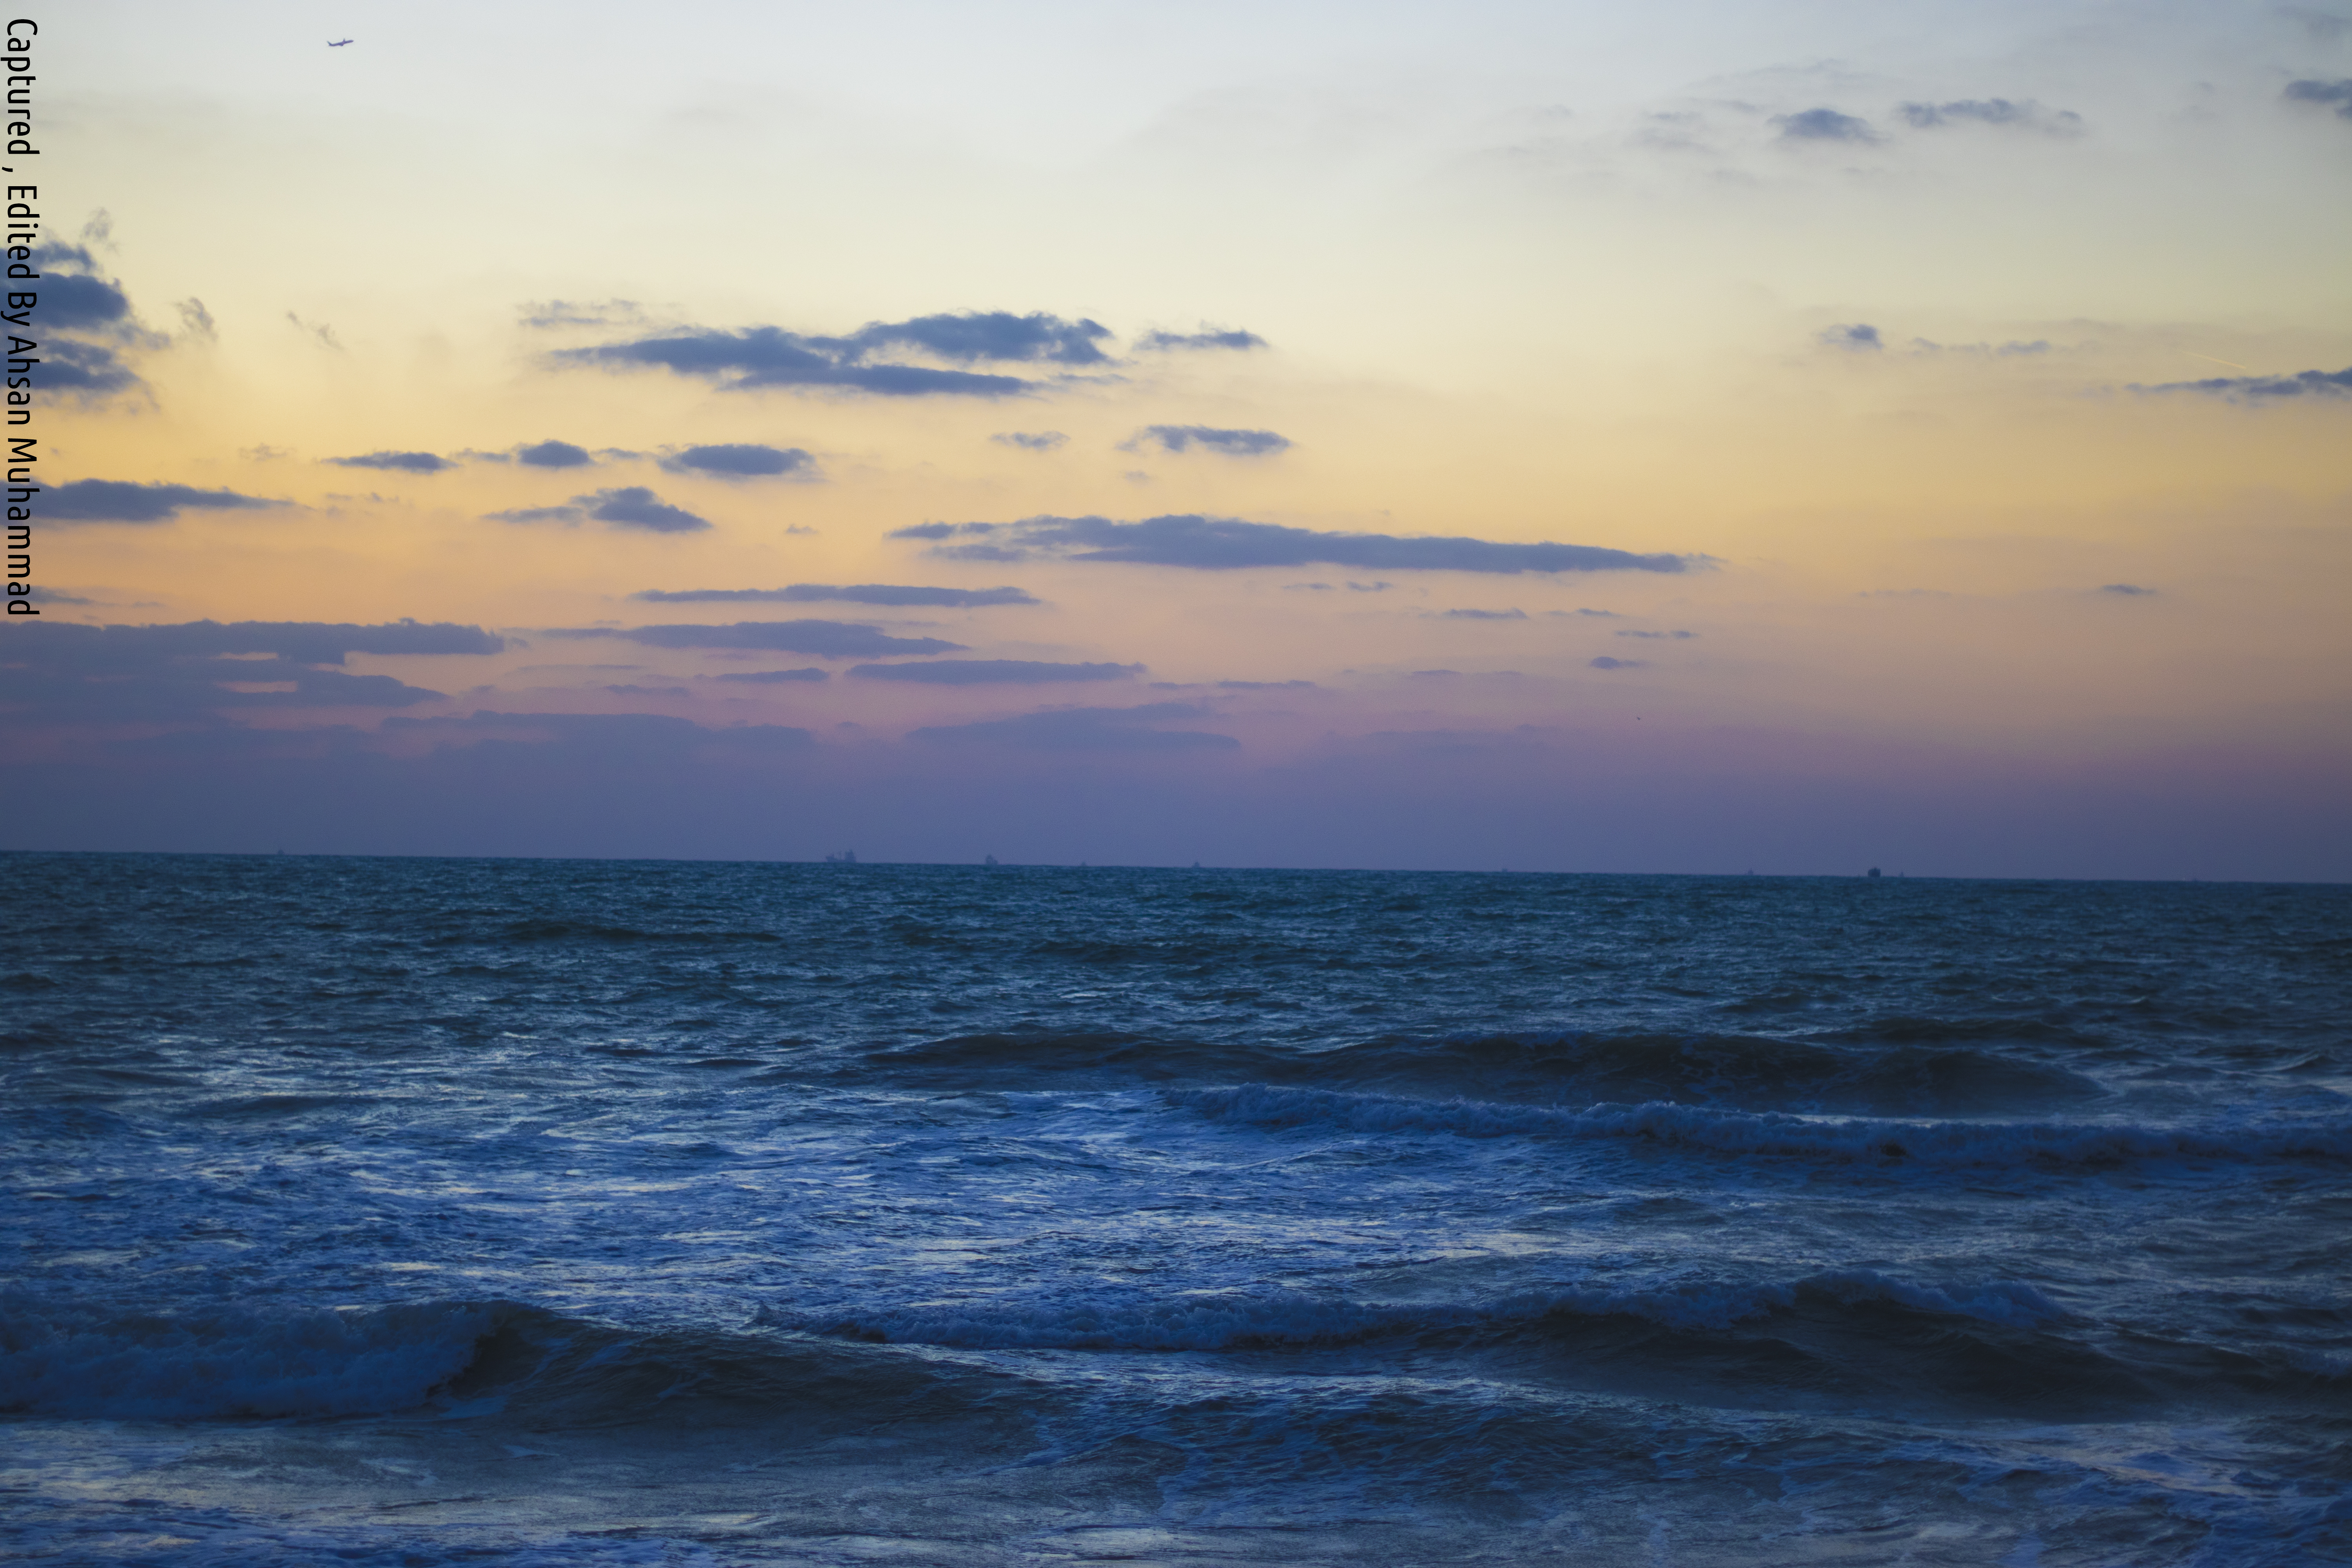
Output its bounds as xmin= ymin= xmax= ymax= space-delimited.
xmin=0 ymin=1298 xmax=509 ymax=1420
xmin=1174 ymin=1084 xmax=2352 ymax=1167
xmin=781 ymin=1268 xmax=2067 ymax=1353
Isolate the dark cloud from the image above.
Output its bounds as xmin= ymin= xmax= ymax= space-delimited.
xmin=1775 ymin=108 xmax=1876 ymax=142
xmin=1588 ymin=656 xmax=1646 ymax=670
xmin=558 ymin=621 xmax=967 ymax=657
xmin=659 ymin=443 xmax=817 ymax=478
xmin=1125 ymin=425 xmax=1292 ymax=456
xmin=1897 ymin=98 xmax=2082 ymax=132
xmin=711 ymin=668 xmax=831 ymax=683
xmin=2100 ymin=583 xmax=2156 ymax=596
xmin=2137 ymin=366 xmax=2352 ymax=401
xmin=991 ymin=431 xmax=1068 ymax=451
xmin=848 ymin=660 xmax=1141 ymax=685
xmin=839 ymin=312 xmax=1111 ymax=366
xmin=492 ymin=486 xmax=711 ymax=532
xmin=1438 ymin=608 xmax=1525 ymax=620
xmin=2285 ymin=79 xmax=2352 ymax=120
xmin=635 ymin=584 xmax=1038 ymax=608
xmin=558 ymin=311 xmax=1111 ymax=398
xmin=1821 ymin=323 xmax=1882 ymax=350
xmin=29 ymin=240 xmax=102 ymax=272
xmin=895 ymin=514 xmax=1694 ymax=575
xmin=32 ymin=339 xmax=144 ymax=396
xmin=1617 ymin=629 xmax=1697 ymax=639
xmin=1134 ymin=328 xmax=1268 ymax=352
xmin=32 ymin=272 xmax=132 ymax=331
xmin=583 ymin=487 xmax=710 ymax=532
xmin=325 ymin=451 xmax=454 ymax=474
xmin=517 ymin=440 xmax=595 ymax=468
xmin=909 ymin=702 xmax=1238 ymax=752
xmin=26 ymin=245 xmax=170 ymax=389
xmin=46 ymin=480 xmax=287 ymax=525
xmin=3 ymin=619 xmax=503 ymax=720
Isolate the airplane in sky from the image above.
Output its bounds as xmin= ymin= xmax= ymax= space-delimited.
xmin=328 ymin=38 xmax=354 ymax=47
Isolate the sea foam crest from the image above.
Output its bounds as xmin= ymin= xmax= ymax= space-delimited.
xmin=1173 ymin=1084 xmax=2352 ymax=1166
xmin=0 ymin=1298 xmax=503 ymax=1420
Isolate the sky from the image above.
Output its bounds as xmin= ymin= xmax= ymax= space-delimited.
xmin=8 ymin=0 xmax=2350 ymax=876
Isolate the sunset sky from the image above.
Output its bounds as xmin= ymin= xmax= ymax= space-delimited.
xmin=13 ymin=0 xmax=2351 ymax=876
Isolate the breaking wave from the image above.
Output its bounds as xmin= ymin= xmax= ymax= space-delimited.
xmin=0 ymin=1298 xmax=507 ymax=1420
xmin=0 ymin=1298 xmax=1020 ymax=1428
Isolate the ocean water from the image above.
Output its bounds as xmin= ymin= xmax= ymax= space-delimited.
xmin=3 ymin=853 xmax=2348 ymax=1566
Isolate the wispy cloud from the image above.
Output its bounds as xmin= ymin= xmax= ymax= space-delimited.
xmin=2136 ymin=366 xmax=2352 ymax=401
xmin=324 ymin=451 xmax=454 ymax=474
xmin=520 ymin=299 xmax=647 ymax=328
xmin=488 ymin=486 xmax=712 ymax=532
xmin=635 ymin=584 xmax=1037 ymax=608
xmin=2285 ymin=79 xmax=2352 ymax=121
xmin=909 ymin=702 xmax=1236 ymax=751
xmin=1134 ymin=327 xmax=1267 ymax=352
xmin=1122 ymin=425 xmax=1292 ymax=456
xmin=848 ymin=660 xmax=1141 ymax=685
xmin=1897 ymin=98 xmax=2082 ymax=134
xmin=557 ymin=310 xmax=1112 ymax=398
xmin=552 ymin=621 xmax=965 ymax=656
xmin=895 ymin=515 xmax=1696 ymax=575
xmin=47 ymin=480 xmax=288 ymax=525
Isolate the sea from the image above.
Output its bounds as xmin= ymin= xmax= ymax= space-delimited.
xmin=3 ymin=853 xmax=2348 ymax=1566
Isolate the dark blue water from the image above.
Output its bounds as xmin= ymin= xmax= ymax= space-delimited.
xmin=4 ymin=854 xmax=2348 ymax=1564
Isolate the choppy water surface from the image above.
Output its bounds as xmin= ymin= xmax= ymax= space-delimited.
xmin=3 ymin=853 xmax=2348 ymax=1564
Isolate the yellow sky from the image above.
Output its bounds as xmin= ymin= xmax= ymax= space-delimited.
xmin=13 ymin=0 xmax=2352 ymax=872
